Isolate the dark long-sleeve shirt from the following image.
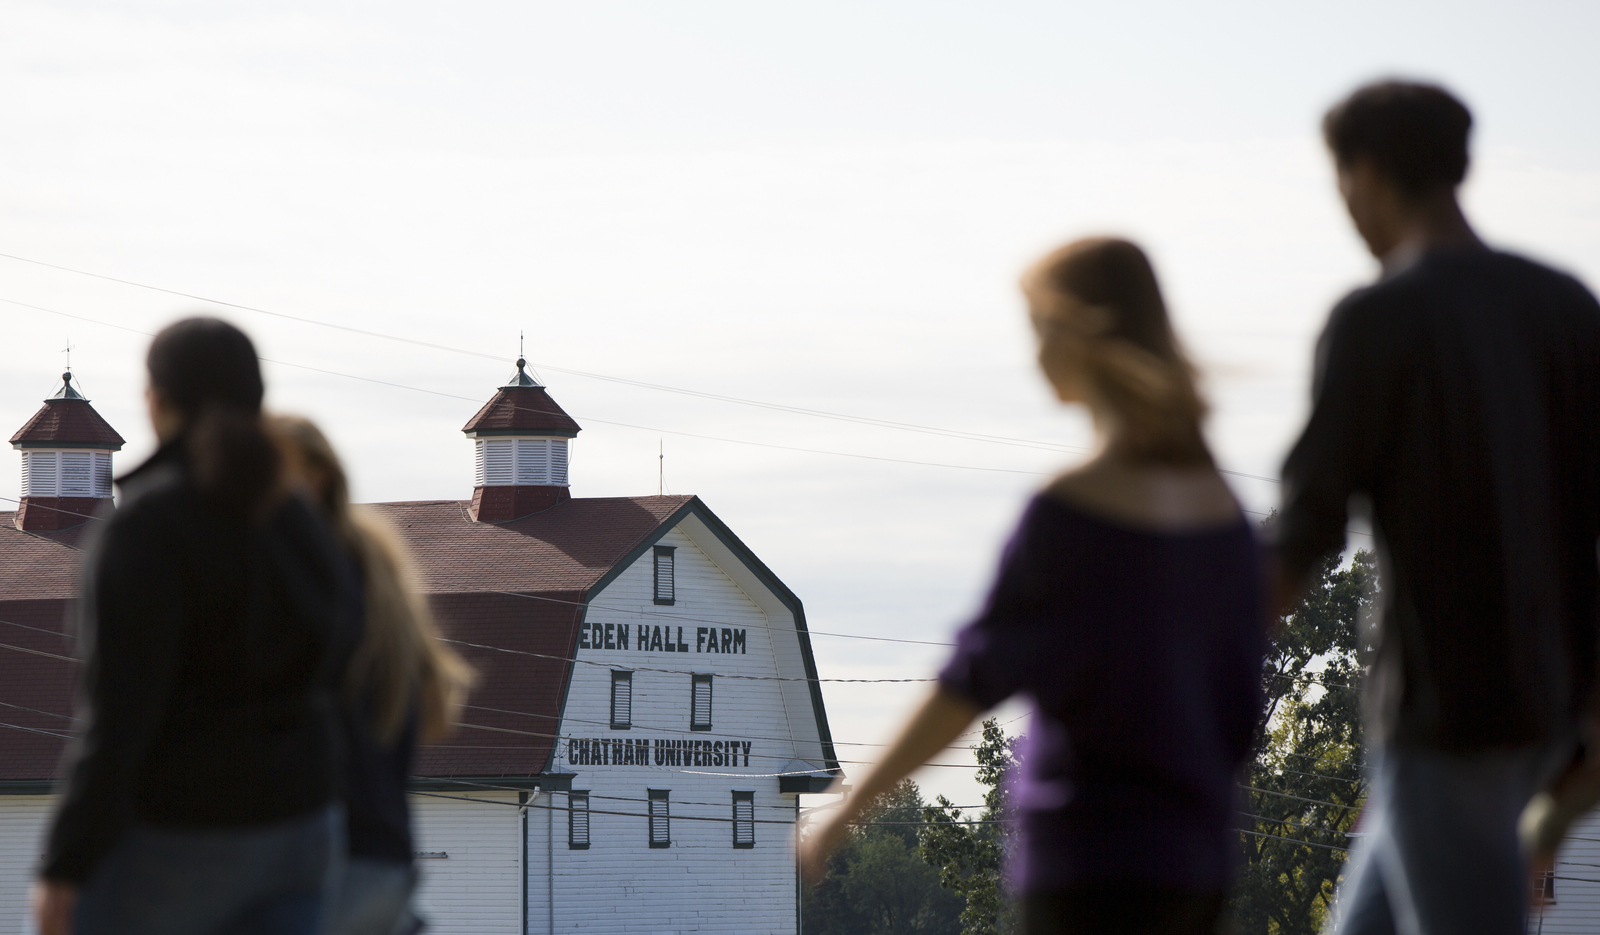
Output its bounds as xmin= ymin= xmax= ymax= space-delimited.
xmin=1278 ymin=247 xmax=1600 ymax=753
xmin=939 ymin=496 xmax=1264 ymax=893
xmin=42 ymin=443 xmax=361 ymax=883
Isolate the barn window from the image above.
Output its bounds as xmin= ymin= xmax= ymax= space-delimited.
xmin=568 ymin=792 xmax=590 ymax=849
xmin=653 ymin=546 xmax=675 ymax=605
xmin=690 ymin=674 xmax=713 ymax=731
xmin=648 ymin=789 xmax=670 ymax=848
xmin=610 ymin=670 xmax=633 ymax=729
xmin=1536 ymin=869 xmax=1556 ymax=905
xmin=732 ymin=791 xmax=754 ymax=848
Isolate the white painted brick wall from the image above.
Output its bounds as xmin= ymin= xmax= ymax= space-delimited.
xmin=0 ymin=796 xmax=50 ymax=935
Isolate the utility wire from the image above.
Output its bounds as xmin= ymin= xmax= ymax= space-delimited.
xmin=2 ymin=292 xmax=1283 ymax=483
xmin=423 ymin=577 xmax=955 ymax=649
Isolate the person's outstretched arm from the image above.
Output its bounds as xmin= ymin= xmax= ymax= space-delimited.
xmin=798 ymin=688 xmax=983 ymax=882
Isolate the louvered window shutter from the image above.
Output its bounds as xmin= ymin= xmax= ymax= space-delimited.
xmin=474 ymin=441 xmax=487 ymax=487
xmin=482 ymin=440 xmax=514 ymax=485
xmin=610 ymin=671 xmax=633 ymax=729
xmin=28 ymin=452 xmax=58 ymax=497
xmin=92 ymin=453 xmax=113 ymax=498
xmin=648 ymin=790 xmax=670 ymax=847
xmin=59 ymin=452 xmax=93 ymax=497
xmin=550 ymin=440 xmax=569 ymax=485
xmin=19 ymin=452 xmax=31 ymax=497
xmin=568 ymin=792 xmax=590 ymax=849
xmin=653 ymin=547 xmax=675 ymax=605
xmin=516 ymin=439 xmax=549 ymax=485
xmin=732 ymin=792 xmax=754 ymax=848
xmin=691 ymin=674 xmax=713 ymax=730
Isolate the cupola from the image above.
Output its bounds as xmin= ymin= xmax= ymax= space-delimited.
xmin=9 ymin=371 xmax=126 ymax=531
xmin=461 ymin=359 xmax=582 ymax=522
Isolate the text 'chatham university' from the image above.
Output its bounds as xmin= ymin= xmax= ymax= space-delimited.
xmin=567 ymin=737 xmax=754 ymax=767
xmin=580 ymin=623 xmax=747 ymax=654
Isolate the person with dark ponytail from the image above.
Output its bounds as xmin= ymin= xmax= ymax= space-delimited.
xmin=32 ymin=318 xmax=362 ymax=935
xmin=801 ymin=239 xmax=1266 ymax=935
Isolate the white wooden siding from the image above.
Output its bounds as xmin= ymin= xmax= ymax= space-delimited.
xmin=535 ymin=522 xmax=812 ymax=934
xmin=1530 ymin=805 xmax=1600 ymax=933
xmin=0 ymin=796 xmax=51 ymax=934
xmin=410 ymin=792 xmax=523 ymax=934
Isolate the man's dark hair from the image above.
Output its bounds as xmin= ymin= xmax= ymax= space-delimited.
xmin=1323 ymin=80 xmax=1473 ymax=195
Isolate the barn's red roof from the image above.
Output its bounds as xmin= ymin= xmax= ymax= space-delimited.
xmin=9 ymin=375 xmax=125 ymax=450
xmin=460 ymin=361 xmax=581 ymax=438
xmin=0 ymin=496 xmax=696 ymax=784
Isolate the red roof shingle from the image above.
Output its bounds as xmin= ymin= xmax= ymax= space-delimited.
xmin=460 ymin=386 xmax=581 ymax=437
xmin=0 ymin=496 xmax=695 ymax=783
xmin=10 ymin=399 xmax=125 ymax=449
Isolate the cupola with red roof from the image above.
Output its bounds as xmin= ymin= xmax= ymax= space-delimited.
xmin=9 ymin=371 xmax=125 ymax=531
xmin=461 ymin=359 xmax=582 ymax=522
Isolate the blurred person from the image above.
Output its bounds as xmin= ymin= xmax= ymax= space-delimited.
xmin=800 ymin=238 xmax=1266 ymax=935
xmin=269 ymin=415 xmax=475 ymax=935
xmin=1275 ymin=81 xmax=1600 ymax=935
xmin=31 ymin=319 xmax=362 ymax=935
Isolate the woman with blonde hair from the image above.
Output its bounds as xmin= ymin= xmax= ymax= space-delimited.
xmin=800 ymin=239 xmax=1266 ymax=935
xmin=269 ymin=415 xmax=475 ymax=935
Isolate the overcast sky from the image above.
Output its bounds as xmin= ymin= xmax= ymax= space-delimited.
xmin=4 ymin=1 xmax=1598 ymax=806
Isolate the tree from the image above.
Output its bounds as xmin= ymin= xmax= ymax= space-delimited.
xmin=1231 ymin=547 xmax=1378 ymax=935
xmin=804 ymin=779 xmax=965 ymax=935
xmin=919 ymin=718 xmax=1021 ymax=935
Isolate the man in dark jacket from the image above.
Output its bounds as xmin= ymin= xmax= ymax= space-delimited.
xmin=1276 ymin=82 xmax=1600 ymax=934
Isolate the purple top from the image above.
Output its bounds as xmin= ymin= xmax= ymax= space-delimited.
xmin=939 ymin=495 xmax=1264 ymax=894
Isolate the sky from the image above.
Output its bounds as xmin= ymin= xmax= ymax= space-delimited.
xmin=3 ymin=0 xmax=1599 ymax=807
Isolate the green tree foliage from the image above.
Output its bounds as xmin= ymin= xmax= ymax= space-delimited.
xmin=920 ymin=718 xmax=1021 ymax=935
xmin=1232 ymin=548 xmax=1378 ymax=935
xmin=804 ymin=779 xmax=965 ymax=935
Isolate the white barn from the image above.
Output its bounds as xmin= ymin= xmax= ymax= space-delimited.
xmin=0 ymin=362 xmax=839 ymax=934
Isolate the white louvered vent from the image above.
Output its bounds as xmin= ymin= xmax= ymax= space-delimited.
xmin=732 ymin=792 xmax=754 ymax=848
xmin=691 ymin=674 xmax=713 ymax=730
xmin=93 ymin=453 xmax=113 ymax=498
xmin=59 ymin=452 xmax=93 ymax=497
xmin=610 ymin=671 xmax=633 ymax=729
xmin=25 ymin=452 xmax=57 ymax=498
xmin=19 ymin=450 xmax=115 ymax=498
xmin=515 ymin=439 xmax=549 ymax=485
xmin=550 ymin=439 xmax=569 ymax=485
xmin=481 ymin=440 xmax=514 ymax=486
xmin=474 ymin=437 xmax=571 ymax=487
xmin=568 ymin=792 xmax=591 ymax=849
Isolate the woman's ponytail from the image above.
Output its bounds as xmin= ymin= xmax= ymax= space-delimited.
xmin=187 ymin=403 xmax=282 ymax=516
xmin=147 ymin=318 xmax=281 ymax=517
xmin=1024 ymin=238 xmax=1213 ymax=466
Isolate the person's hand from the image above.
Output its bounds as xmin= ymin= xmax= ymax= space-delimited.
xmin=32 ymin=879 xmax=76 ymax=935
xmin=798 ymin=803 xmax=854 ymax=886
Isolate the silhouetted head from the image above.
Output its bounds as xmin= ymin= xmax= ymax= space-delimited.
xmin=1323 ymin=80 xmax=1472 ymax=197
xmin=146 ymin=317 xmax=280 ymax=516
xmin=1022 ymin=238 xmax=1211 ymax=466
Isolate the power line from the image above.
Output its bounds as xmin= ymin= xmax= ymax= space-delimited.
xmin=2 ymin=291 xmax=1283 ymax=484
xmin=0 ymin=642 xmax=76 ymax=664
xmin=1240 ymin=785 xmax=1362 ymax=811
xmin=443 ymin=636 xmax=934 ymax=684
xmin=1238 ymin=826 xmax=1349 ymax=852
xmin=424 ymin=577 xmax=955 ymax=649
